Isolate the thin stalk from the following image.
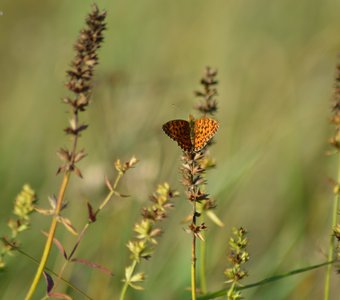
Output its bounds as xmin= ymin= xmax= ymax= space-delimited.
xmin=324 ymin=154 xmax=340 ymax=300
xmin=227 ymin=282 xmax=236 ymax=299
xmin=199 ymin=260 xmax=335 ymax=300
xmin=53 ymin=172 xmax=123 ymax=290
xmin=2 ymin=238 xmax=92 ymax=299
xmin=191 ymin=200 xmax=197 ymax=300
xmin=199 ymin=211 xmax=207 ymax=294
xmin=26 ymin=101 xmax=79 ymax=300
xmin=25 ymin=173 xmax=71 ymax=300
xmin=119 ymin=260 xmax=138 ymax=300
xmin=53 ymin=223 xmax=90 ymax=290
xmin=97 ymin=172 xmax=123 ymax=213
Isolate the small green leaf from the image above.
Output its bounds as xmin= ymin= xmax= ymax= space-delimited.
xmin=130 ymin=272 xmax=145 ymax=283
xmin=125 ymin=265 xmax=134 ymax=281
xmin=206 ymin=210 xmax=224 ymax=227
xmin=128 ymin=282 xmax=144 ymax=291
xmin=57 ymin=216 xmax=78 ymax=235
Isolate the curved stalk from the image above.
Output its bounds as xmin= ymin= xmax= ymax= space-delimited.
xmin=53 ymin=172 xmax=124 ymax=290
xmin=25 ymin=173 xmax=71 ymax=300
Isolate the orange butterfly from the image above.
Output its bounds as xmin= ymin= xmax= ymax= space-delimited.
xmin=162 ymin=116 xmax=219 ymax=152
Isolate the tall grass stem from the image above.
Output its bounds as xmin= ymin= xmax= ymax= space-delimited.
xmin=191 ymin=200 xmax=197 ymax=300
xmin=25 ymin=173 xmax=71 ymax=300
xmin=323 ymin=154 xmax=340 ymax=300
xmin=199 ymin=213 xmax=207 ymax=294
xmin=54 ymin=172 xmax=124 ymax=290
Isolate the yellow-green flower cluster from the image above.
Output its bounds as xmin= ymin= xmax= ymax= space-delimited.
xmin=225 ymin=227 xmax=249 ymax=300
xmin=1 ymin=184 xmax=37 ymax=268
xmin=123 ymin=183 xmax=178 ymax=291
xmin=13 ymin=184 xmax=36 ymax=221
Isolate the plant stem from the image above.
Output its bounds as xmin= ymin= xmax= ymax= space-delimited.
xmin=25 ymin=173 xmax=71 ymax=300
xmin=191 ymin=200 xmax=197 ymax=300
xmin=53 ymin=172 xmax=123 ymax=290
xmin=199 ymin=260 xmax=335 ymax=300
xmin=119 ymin=260 xmax=137 ymax=300
xmin=97 ymin=172 xmax=123 ymax=213
xmin=227 ymin=282 xmax=236 ymax=299
xmin=2 ymin=237 xmax=92 ymax=299
xmin=199 ymin=211 xmax=207 ymax=294
xmin=324 ymin=154 xmax=340 ymax=300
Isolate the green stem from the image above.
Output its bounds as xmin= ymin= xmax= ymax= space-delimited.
xmin=198 ymin=260 xmax=335 ymax=300
xmin=227 ymin=282 xmax=236 ymax=299
xmin=53 ymin=172 xmax=123 ymax=291
xmin=199 ymin=211 xmax=207 ymax=294
xmin=24 ymin=173 xmax=71 ymax=300
xmin=96 ymin=172 xmax=123 ymax=214
xmin=191 ymin=200 xmax=197 ymax=300
xmin=119 ymin=260 xmax=137 ymax=300
xmin=324 ymin=154 xmax=340 ymax=300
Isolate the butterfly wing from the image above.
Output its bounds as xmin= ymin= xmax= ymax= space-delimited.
xmin=162 ymin=120 xmax=192 ymax=152
xmin=194 ymin=118 xmax=219 ymax=151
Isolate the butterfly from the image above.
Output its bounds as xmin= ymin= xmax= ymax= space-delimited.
xmin=162 ymin=116 xmax=219 ymax=152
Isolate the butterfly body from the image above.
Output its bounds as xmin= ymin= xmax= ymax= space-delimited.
xmin=162 ymin=117 xmax=219 ymax=152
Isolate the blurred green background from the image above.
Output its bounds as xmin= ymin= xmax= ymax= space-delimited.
xmin=1 ymin=0 xmax=340 ymax=299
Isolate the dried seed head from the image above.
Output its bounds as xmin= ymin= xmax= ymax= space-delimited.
xmin=194 ymin=66 xmax=219 ymax=115
xmin=330 ymin=58 xmax=340 ymax=150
